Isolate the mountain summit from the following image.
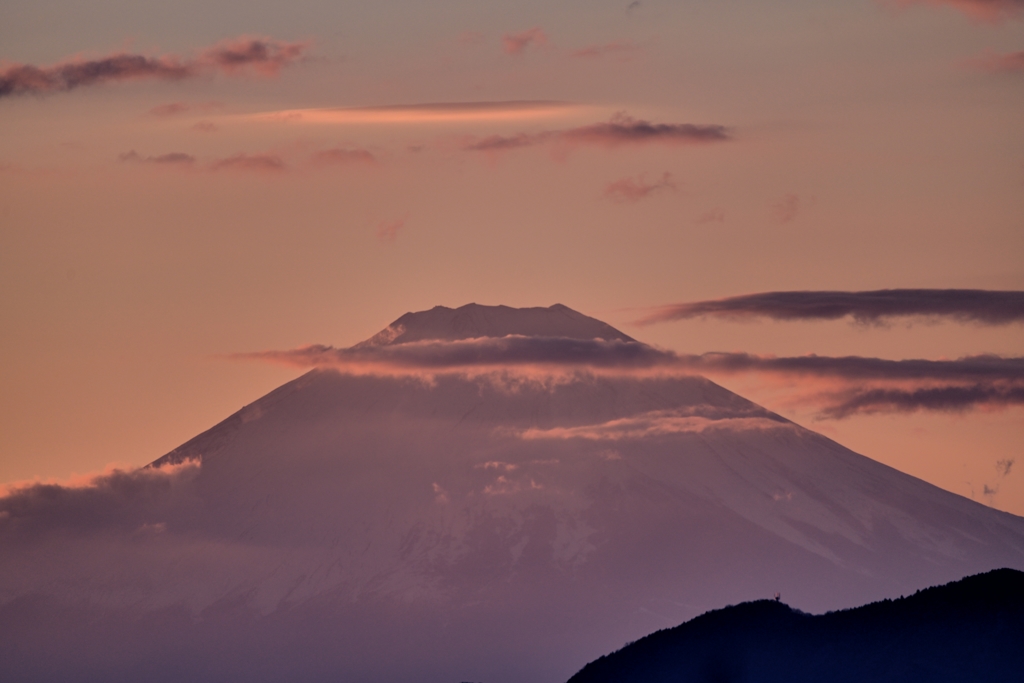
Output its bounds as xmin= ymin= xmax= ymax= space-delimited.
xmin=2 ymin=304 xmax=1023 ymax=683
xmin=357 ymin=303 xmax=635 ymax=346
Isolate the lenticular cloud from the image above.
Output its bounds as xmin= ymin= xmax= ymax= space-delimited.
xmin=231 ymin=336 xmax=680 ymax=373
xmin=637 ymin=289 xmax=1024 ymax=326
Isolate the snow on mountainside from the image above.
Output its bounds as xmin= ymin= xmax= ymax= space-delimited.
xmin=2 ymin=304 xmax=1023 ymax=683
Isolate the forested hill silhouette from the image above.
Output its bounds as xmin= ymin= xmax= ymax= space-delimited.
xmin=567 ymin=568 xmax=1024 ymax=683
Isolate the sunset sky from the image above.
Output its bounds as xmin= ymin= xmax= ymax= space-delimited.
xmin=1 ymin=1 xmax=1022 ymax=513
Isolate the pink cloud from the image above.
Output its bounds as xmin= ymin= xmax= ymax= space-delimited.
xmin=148 ymin=102 xmax=190 ymax=117
xmin=118 ymin=150 xmax=196 ymax=166
xmin=604 ymin=172 xmax=676 ymax=203
xmin=458 ymin=31 xmax=486 ymax=47
xmin=971 ymin=49 xmax=1024 ymax=72
xmin=571 ymin=42 xmax=639 ymax=59
xmin=695 ymin=208 xmax=725 ymax=224
xmin=502 ymin=27 xmax=548 ymax=56
xmin=377 ymin=218 xmax=405 ymax=242
xmin=198 ymin=36 xmax=308 ymax=76
xmin=0 ymin=36 xmax=308 ymax=99
xmin=311 ymin=148 xmax=376 ymax=166
xmin=518 ymin=408 xmax=791 ymax=441
xmin=148 ymin=101 xmax=223 ymax=117
xmin=210 ymin=153 xmax=285 ymax=172
xmin=891 ymin=0 xmax=1024 ymax=22
xmin=771 ymin=194 xmax=800 ymax=223
xmin=192 ymin=121 xmax=218 ymax=132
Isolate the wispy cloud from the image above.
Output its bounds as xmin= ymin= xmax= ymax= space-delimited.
xmin=669 ymin=351 xmax=1024 ymax=419
xmin=695 ymin=208 xmax=725 ymax=224
xmin=604 ymin=172 xmax=676 ymax=202
xmin=463 ymin=132 xmax=553 ymax=152
xmin=463 ymin=113 xmax=731 ymax=154
xmin=670 ymin=352 xmax=1024 ymax=382
xmin=502 ymin=28 xmax=548 ymax=56
xmin=311 ymin=148 xmax=376 ymax=166
xmin=771 ymin=194 xmax=800 ymax=223
xmin=247 ymin=100 xmax=578 ymax=125
xmin=571 ymin=42 xmax=639 ymax=60
xmin=970 ymin=49 xmax=1024 ymax=72
xmin=210 ymin=153 xmax=285 ymax=172
xmin=890 ymin=0 xmax=1024 ymax=22
xmin=199 ymin=36 xmax=307 ymax=76
xmin=820 ymin=383 xmax=1024 ymax=418
xmin=147 ymin=101 xmax=223 ymax=117
xmin=518 ymin=408 xmax=790 ymax=441
xmin=376 ymin=218 xmax=405 ymax=242
xmin=561 ymin=113 xmax=730 ymax=146
xmin=0 ymin=36 xmax=308 ymax=99
xmin=118 ymin=150 xmax=196 ymax=166
xmin=635 ymin=289 xmax=1024 ymax=326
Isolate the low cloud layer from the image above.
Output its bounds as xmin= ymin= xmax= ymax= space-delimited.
xmin=637 ymin=289 xmax=1024 ymax=326
xmin=0 ymin=461 xmax=199 ymax=538
xmin=0 ymin=36 xmax=307 ymax=99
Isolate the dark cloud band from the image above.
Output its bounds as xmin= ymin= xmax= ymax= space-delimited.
xmin=231 ymin=336 xmax=679 ymax=371
xmin=675 ymin=352 xmax=1024 ymax=382
xmin=464 ymin=114 xmax=730 ymax=152
xmin=637 ymin=289 xmax=1024 ymax=326
xmin=0 ymin=37 xmax=307 ymax=99
xmin=822 ymin=384 xmax=1024 ymax=419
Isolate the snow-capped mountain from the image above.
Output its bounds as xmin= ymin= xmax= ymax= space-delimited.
xmin=2 ymin=304 xmax=1023 ymax=683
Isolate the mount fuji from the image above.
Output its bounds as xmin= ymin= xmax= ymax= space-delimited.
xmin=2 ymin=304 xmax=1023 ymax=683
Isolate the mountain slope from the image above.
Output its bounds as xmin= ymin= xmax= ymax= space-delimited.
xmin=1 ymin=304 xmax=1023 ymax=683
xmin=567 ymin=568 xmax=1024 ymax=683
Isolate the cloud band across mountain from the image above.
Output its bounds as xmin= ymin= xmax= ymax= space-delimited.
xmin=231 ymin=336 xmax=679 ymax=372
xmin=637 ymin=289 xmax=1024 ymax=326
xmin=231 ymin=337 xmax=1024 ymax=418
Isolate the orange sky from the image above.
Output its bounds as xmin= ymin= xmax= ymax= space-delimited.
xmin=1 ymin=0 xmax=1022 ymax=512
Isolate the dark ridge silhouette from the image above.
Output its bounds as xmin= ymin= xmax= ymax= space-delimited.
xmin=567 ymin=568 xmax=1024 ymax=683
